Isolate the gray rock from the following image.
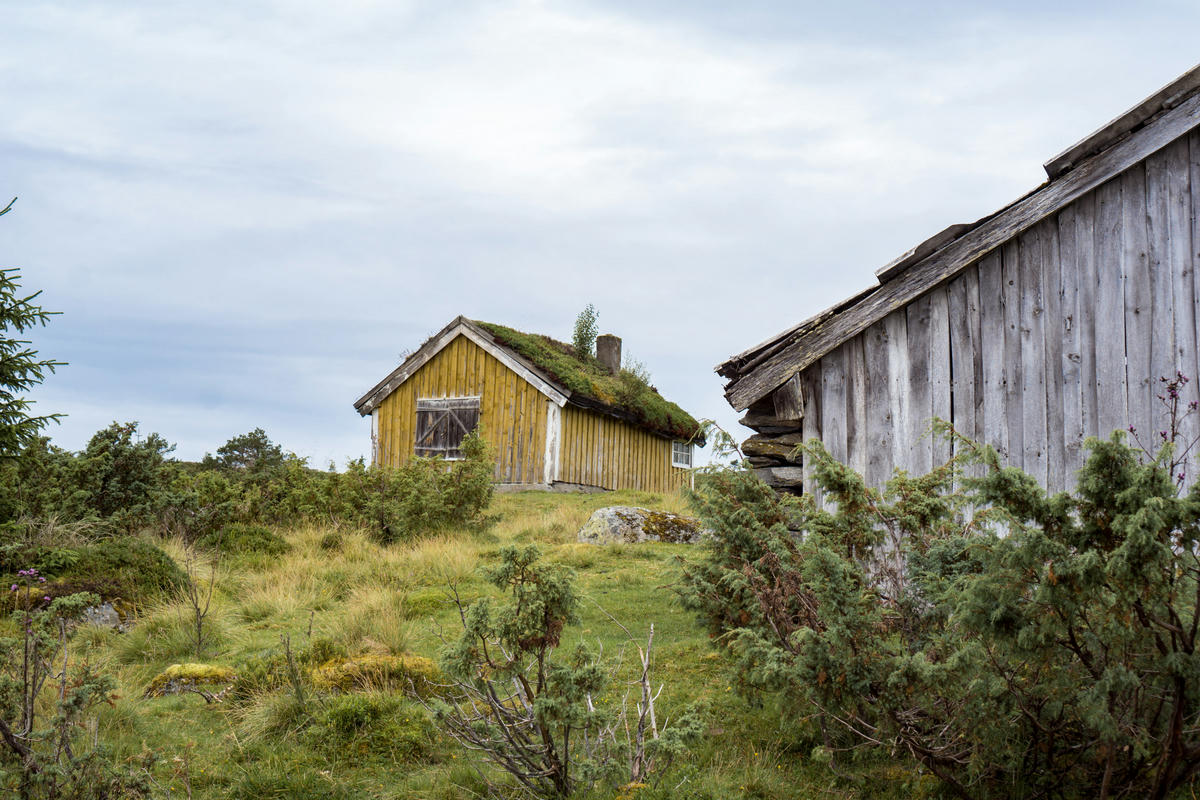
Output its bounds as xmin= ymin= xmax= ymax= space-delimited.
xmin=577 ymin=506 xmax=709 ymax=545
xmin=82 ymin=602 xmax=127 ymax=632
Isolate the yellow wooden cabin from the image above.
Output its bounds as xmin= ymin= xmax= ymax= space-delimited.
xmin=353 ymin=316 xmax=703 ymax=492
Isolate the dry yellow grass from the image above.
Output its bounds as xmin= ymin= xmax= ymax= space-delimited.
xmin=328 ymin=583 xmax=412 ymax=654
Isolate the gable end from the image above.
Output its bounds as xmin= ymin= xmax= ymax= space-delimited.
xmin=354 ymin=317 xmax=569 ymax=415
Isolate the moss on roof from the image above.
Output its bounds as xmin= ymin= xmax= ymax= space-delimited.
xmin=473 ymin=321 xmax=702 ymax=441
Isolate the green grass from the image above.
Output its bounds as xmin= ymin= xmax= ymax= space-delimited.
xmin=18 ymin=489 xmax=933 ymax=799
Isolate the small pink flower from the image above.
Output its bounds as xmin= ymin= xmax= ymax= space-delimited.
xmin=9 ymin=585 xmax=16 ymax=592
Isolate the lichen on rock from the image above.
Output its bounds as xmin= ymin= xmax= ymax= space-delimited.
xmin=576 ymin=506 xmax=709 ymax=545
xmin=144 ymin=663 xmax=236 ymax=699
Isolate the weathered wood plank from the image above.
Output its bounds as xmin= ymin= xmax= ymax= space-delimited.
xmin=1040 ymin=218 xmax=1066 ymax=492
xmin=1001 ymin=241 xmax=1024 ymax=465
xmin=724 ymin=90 xmax=1200 ymax=411
xmin=1147 ymin=148 xmax=1177 ymax=396
xmin=800 ymin=364 xmax=823 ymax=505
xmin=885 ymin=308 xmax=911 ymax=478
xmin=929 ymin=285 xmax=952 ymax=467
xmin=1019 ymin=227 xmax=1048 ymax=483
xmin=1095 ymin=176 xmax=1129 ymax=437
xmin=1075 ymin=192 xmax=1101 ymax=441
xmin=876 ymin=223 xmax=973 ymax=282
xmin=862 ymin=318 xmax=894 ymax=490
xmin=1175 ymin=136 xmax=1198 ymax=376
xmin=771 ymin=373 xmax=804 ymax=423
xmin=845 ymin=338 xmax=869 ymax=477
xmin=905 ymin=293 xmax=934 ymax=475
xmin=948 ymin=268 xmax=979 ymax=474
xmin=821 ymin=346 xmax=848 ymax=467
xmin=977 ymin=252 xmax=1008 ymax=463
xmin=1148 ymin=146 xmax=1191 ymax=460
xmin=1124 ymin=166 xmax=1155 ymax=447
xmin=1044 ymin=64 xmax=1200 ymax=179
xmin=1181 ymin=133 xmax=1200 ymax=482
xmin=1057 ymin=203 xmax=1086 ymax=486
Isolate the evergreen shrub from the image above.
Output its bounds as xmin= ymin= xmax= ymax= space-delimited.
xmin=682 ymin=384 xmax=1200 ymax=799
xmin=196 ymin=522 xmax=289 ymax=556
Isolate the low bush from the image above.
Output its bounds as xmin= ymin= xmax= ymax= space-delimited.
xmin=196 ymin=523 xmax=289 ymax=556
xmin=303 ymin=693 xmax=438 ymax=764
xmin=1 ymin=535 xmax=186 ymax=611
xmin=335 ymin=430 xmax=495 ymax=544
xmin=70 ymin=536 xmax=188 ymax=599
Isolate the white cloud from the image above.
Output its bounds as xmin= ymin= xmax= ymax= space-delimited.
xmin=3 ymin=1 xmax=1199 ymax=465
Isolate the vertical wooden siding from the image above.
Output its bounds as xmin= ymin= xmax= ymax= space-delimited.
xmin=374 ymin=334 xmax=548 ymax=483
xmin=559 ymin=405 xmax=687 ymax=493
xmin=806 ymin=132 xmax=1200 ymax=493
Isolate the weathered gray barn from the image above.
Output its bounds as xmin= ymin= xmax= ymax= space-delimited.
xmin=718 ymin=64 xmax=1200 ymax=498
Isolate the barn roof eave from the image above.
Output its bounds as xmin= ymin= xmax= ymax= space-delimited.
xmin=720 ymin=64 xmax=1200 ymax=413
xmin=1044 ymin=62 xmax=1200 ymax=180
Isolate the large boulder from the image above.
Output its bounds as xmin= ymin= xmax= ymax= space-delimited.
xmin=577 ymin=506 xmax=708 ymax=545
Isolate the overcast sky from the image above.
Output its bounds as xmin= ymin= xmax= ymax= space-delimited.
xmin=4 ymin=1 xmax=1199 ymax=467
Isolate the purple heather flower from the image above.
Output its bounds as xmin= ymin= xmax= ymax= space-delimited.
xmin=42 ymin=596 xmax=50 ymax=602
xmin=1128 ymin=425 xmax=1137 ymax=434
xmin=1162 ymin=431 xmax=1169 ymax=439
xmin=1179 ymin=473 xmax=1186 ymax=482
xmin=38 ymin=577 xmax=45 ymax=583
xmin=10 ymin=585 xmax=16 ymax=592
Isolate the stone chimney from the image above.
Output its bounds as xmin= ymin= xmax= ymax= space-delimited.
xmin=596 ymin=334 xmax=621 ymax=375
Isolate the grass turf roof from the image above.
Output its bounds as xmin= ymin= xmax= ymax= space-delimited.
xmin=473 ymin=321 xmax=702 ymax=441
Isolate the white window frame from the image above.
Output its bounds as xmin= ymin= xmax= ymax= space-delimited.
xmin=671 ymin=440 xmax=692 ymax=469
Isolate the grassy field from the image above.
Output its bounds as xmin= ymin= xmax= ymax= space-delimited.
xmin=66 ymin=489 xmax=928 ymax=799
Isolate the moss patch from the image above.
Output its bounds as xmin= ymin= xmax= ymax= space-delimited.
xmin=473 ymin=321 xmax=701 ymax=440
xmin=144 ymin=663 xmax=236 ymax=698
xmin=311 ymin=653 xmax=439 ymax=694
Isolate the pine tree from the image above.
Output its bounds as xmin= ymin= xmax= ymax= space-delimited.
xmin=0 ymin=199 xmax=63 ymax=460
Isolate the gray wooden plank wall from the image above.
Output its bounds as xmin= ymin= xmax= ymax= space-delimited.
xmin=801 ymin=132 xmax=1200 ymax=494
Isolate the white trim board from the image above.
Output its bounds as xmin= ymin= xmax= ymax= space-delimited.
xmin=544 ymin=400 xmax=562 ymax=484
